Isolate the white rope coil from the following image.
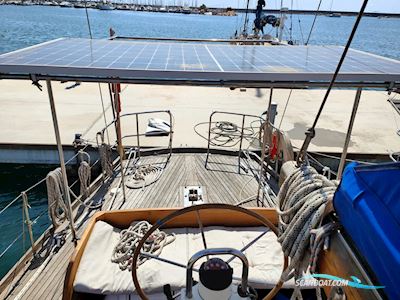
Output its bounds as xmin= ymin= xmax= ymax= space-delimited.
xmin=111 ymin=221 xmax=175 ymax=271
xmin=125 ymin=164 xmax=163 ymax=189
xmin=99 ymin=143 xmax=113 ymax=177
xmin=46 ymin=168 xmax=68 ymax=228
xmin=277 ymin=165 xmax=338 ymax=300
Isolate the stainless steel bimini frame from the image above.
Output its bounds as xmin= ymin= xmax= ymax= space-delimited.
xmin=0 ymin=37 xmax=391 ymax=300
xmin=205 ymin=111 xmax=263 ymax=174
xmin=0 ymin=37 xmax=398 ymax=249
xmin=46 ymin=80 xmax=78 ymax=243
xmin=99 ymin=110 xmax=174 ymax=162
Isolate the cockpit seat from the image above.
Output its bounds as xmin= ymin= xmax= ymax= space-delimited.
xmin=73 ymin=220 xmax=303 ymax=296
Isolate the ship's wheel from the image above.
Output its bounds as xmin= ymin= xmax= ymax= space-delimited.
xmin=131 ymin=203 xmax=288 ymax=300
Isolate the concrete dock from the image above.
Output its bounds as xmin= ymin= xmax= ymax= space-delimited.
xmin=0 ymin=79 xmax=399 ymax=163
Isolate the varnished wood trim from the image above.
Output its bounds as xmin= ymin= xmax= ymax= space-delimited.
xmin=318 ymin=231 xmax=383 ymax=300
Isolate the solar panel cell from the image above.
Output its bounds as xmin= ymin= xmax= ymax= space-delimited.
xmin=0 ymin=38 xmax=399 ymax=87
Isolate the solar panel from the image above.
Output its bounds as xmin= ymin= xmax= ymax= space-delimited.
xmin=0 ymin=38 xmax=399 ymax=87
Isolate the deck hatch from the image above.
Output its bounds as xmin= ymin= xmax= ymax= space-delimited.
xmin=0 ymin=38 xmax=400 ymax=87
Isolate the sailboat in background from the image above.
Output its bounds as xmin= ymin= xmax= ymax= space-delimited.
xmin=97 ymin=0 xmax=115 ymax=10
xmin=232 ymin=0 xmax=286 ymax=45
xmin=59 ymin=1 xmax=73 ymax=8
xmin=328 ymin=0 xmax=341 ymax=17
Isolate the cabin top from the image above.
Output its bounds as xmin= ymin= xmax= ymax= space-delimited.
xmin=0 ymin=38 xmax=399 ymax=88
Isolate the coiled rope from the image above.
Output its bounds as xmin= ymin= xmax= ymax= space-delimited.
xmin=46 ymin=155 xmax=100 ymax=225
xmin=194 ymin=120 xmax=260 ymax=148
xmin=125 ymin=164 xmax=163 ymax=189
xmin=99 ymin=142 xmax=113 ymax=177
xmin=111 ymin=221 xmax=175 ymax=271
xmin=78 ymin=161 xmax=91 ymax=198
xmin=46 ymin=168 xmax=68 ymax=228
xmin=78 ymin=151 xmax=91 ymax=199
xmin=277 ymin=165 xmax=338 ymax=300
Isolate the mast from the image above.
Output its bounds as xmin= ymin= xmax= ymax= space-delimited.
xmin=289 ymin=0 xmax=293 ymax=43
xmin=243 ymin=0 xmax=250 ymax=36
xmin=278 ymin=2 xmax=286 ymax=42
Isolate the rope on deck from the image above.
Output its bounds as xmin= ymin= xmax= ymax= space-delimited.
xmin=125 ymin=164 xmax=163 ymax=190
xmin=111 ymin=221 xmax=175 ymax=271
xmin=194 ymin=120 xmax=260 ymax=148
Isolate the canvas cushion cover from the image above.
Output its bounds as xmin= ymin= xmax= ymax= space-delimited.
xmin=74 ymin=220 xmax=291 ymax=295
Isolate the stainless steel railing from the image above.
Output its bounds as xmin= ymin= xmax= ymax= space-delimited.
xmin=97 ymin=110 xmax=174 ymax=162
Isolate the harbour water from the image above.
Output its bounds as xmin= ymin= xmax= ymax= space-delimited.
xmin=1 ymin=5 xmax=400 ymax=59
xmin=0 ymin=4 xmax=399 ymax=279
xmin=0 ymin=165 xmax=52 ymax=278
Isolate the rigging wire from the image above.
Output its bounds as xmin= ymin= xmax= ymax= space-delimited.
xmin=0 ymin=144 xmax=91 ymax=216
xmin=294 ymin=0 xmax=305 ymax=44
xmin=305 ymin=0 xmax=323 ymax=45
xmin=289 ymin=0 xmax=293 ymax=42
xmin=297 ymin=0 xmax=370 ymax=164
xmin=297 ymin=17 xmax=305 ymax=44
xmin=83 ymin=1 xmax=111 ymax=145
xmin=84 ymin=1 xmax=93 ymax=39
xmin=293 ymin=145 xmax=376 ymax=166
xmin=243 ymin=0 xmax=251 ymax=35
xmin=306 ymin=152 xmax=338 ymax=177
xmin=278 ymin=89 xmax=293 ymax=129
xmin=234 ymin=0 xmax=240 ymax=35
xmin=22 ymin=207 xmax=26 ymax=253
xmin=97 ymin=84 xmax=111 ymax=145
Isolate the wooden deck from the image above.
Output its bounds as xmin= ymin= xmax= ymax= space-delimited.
xmin=1 ymin=153 xmax=263 ymax=300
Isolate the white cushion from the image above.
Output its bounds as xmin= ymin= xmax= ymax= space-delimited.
xmin=104 ymin=293 xmax=165 ymax=300
xmin=74 ymin=221 xmax=294 ymax=295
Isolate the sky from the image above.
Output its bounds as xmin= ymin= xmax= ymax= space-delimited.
xmin=197 ymin=0 xmax=400 ymax=13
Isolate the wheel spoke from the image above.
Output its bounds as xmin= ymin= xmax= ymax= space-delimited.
xmin=226 ymin=230 xmax=268 ymax=264
xmin=131 ymin=203 xmax=284 ymax=300
xmin=140 ymin=252 xmax=189 ymax=269
xmin=195 ymin=210 xmax=209 ymax=256
xmin=140 ymin=251 xmax=257 ymax=288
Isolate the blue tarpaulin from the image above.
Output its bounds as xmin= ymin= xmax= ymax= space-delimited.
xmin=334 ymin=162 xmax=400 ymax=299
